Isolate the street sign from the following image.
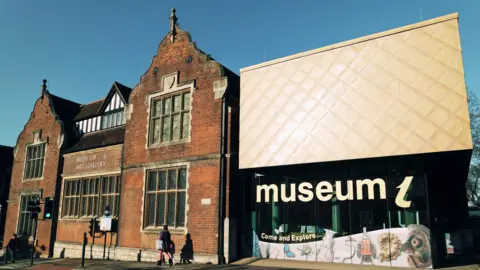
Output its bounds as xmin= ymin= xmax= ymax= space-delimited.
xmin=100 ymin=216 xmax=112 ymax=231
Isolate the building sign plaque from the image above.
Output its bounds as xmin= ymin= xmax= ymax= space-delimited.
xmin=63 ymin=146 xmax=122 ymax=176
xmin=75 ymin=153 xmax=108 ymax=170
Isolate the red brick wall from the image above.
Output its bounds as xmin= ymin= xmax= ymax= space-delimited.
xmin=120 ymin=29 xmax=231 ymax=255
xmin=3 ymin=94 xmax=63 ymax=255
xmin=56 ymin=145 xmax=123 ymax=245
xmin=119 ymin=159 xmax=220 ymax=254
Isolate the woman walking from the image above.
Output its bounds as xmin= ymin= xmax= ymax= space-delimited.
xmin=158 ymin=225 xmax=174 ymax=266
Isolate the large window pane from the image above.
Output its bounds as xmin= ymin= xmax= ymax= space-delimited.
xmin=177 ymin=192 xmax=186 ymax=226
xmin=116 ymin=111 xmax=123 ymax=126
xmin=163 ymin=97 xmax=171 ymax=114
xmin=172 ymin=114 xmax=181 ymax=141
xmin=182 ymin=93 xmax=190 ymax=110
xmin=109 ymin=176 xmax=115 ymax=193
xmin=81 ymin=197 xmax=87 ymax=216
xmin=182 ymin=112 xmax=190 ymax=139
xmin=148 ymin=171 xmax=157 ymax=191
xmin=167 ymin=193 xmax=176 ymax=226
xmin=173 ymin=95 xmax=181 ymax=113
xmin=152 ymin=119 xmax=161 ymax=144
xmin=156 ymin=193 xmax=166 ymax=227
xmin=159 ymin=171 xmax=167 ymax=190
xmin=154 ymin=100 xmax=161 ymax=117
xmin=162 ymin=116 xmax=170 ymax=142
xmin=146 ymin=194 xmax=156 ymax=227
xmin=178 ymin=168 xmax=187 ymax=189
xmin=168 ymin=170 xmax=176 ymax=190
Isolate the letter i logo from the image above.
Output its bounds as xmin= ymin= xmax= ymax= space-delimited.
xmin=395 ymin=176 xmax=413 ymax=208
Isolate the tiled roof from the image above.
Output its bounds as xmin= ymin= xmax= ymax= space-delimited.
xmin=64 ymin=126 xmax=125 ymax=153
xmin=48 ymin=94 xmax=82 ymax=147
xmin=73 ymin=99 xmax=104 ymax=121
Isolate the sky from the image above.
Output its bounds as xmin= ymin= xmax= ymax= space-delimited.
xmin=0 ymin=0 xmax=479 ymax=147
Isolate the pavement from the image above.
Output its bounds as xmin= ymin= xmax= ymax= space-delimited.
xmin=0 ymin=257 xmax=479 ymax=270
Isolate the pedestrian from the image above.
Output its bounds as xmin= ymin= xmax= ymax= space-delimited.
xmin=6 ymin=234 xmax=18 ymax=263
xmin=157 ymin=225 xmax=174 ymax=266
xmin=180 ymin=233 xmax=194 ymax=264
xmin=170 ymin=240 xmax=177 ymax=265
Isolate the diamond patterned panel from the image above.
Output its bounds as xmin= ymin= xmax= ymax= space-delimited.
xmin=239 ymin=14 xmax=472 ymax=169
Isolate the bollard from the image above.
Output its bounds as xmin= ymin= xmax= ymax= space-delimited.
xmin=81 ymin=232 xmax=87 ymax=268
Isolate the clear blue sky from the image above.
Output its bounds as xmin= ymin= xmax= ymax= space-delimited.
xmin=1 ymin=0 xmax=479 ymax=147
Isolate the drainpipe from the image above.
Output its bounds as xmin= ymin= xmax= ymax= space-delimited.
xmin=49 ymin=133 xmax=66 ymax=258
xmin=115 ymin=143 xmax=125 ymax=248
xmin=217 ymin=93 xmax=228 ymax=265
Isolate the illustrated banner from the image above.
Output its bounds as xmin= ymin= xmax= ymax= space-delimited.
xmin=253 ymin=225 xmax=432 ymax=268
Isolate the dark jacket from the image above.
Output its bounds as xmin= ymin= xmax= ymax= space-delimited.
xmin=7 ymin=238 xmax=17 ymax=250
xmin=160 ymin=230 xmax=171 ymax=252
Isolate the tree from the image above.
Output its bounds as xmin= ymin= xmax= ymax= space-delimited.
xmin=467 ymin=164 xmax=480 ymax=203
xmin=467 ymin=89 xmax=480 ymax=203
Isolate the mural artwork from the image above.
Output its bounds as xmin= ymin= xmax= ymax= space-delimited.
xmin=253 ymin=224 xmax=432 ymax=268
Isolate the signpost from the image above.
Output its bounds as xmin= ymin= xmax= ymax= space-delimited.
xmin=100 ymin=205 xmax=111 ymax=260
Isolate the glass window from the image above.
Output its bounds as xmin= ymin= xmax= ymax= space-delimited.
xmin=144 ymin=167 xmax=187 ymax=229
xmin=62 ymin=175 xmax=121 ymax=219
xmin=100 ymin=110 xmax=125 ymax=130
xmin=24 ymin=143 xmax=46 ymax=180
xmin=17 ymin=194 xmax=39 ymax=237
xmin=149 ymin=90 xmax=191 ymax=145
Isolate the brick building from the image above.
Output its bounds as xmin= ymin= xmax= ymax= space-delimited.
xmin=0 ymin=145 xmax=14 ymax=244
xmin=53 ymin=82 xmax=131 ymax=259
xmin=3 ymin=8 xmax=240 ymax=264
xmin=114 ymin=9 xmax=239 ymax=263
xmin=2 ymin=83 xmax=81 ymax=257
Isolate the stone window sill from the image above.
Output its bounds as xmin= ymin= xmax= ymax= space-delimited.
xmin=22 ymin=177 xmax=43 ymax=182
xmin=60 ymin=216 xmax=118 ymax=221
xmin=142 ymin=227 xmax=186 ymax=235
xmin=148 ymin=139 xmax=190 ymax=149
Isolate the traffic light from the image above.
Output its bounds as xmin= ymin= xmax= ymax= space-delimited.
xmin=88 ymin=218 xmax=99 ymax=237
xmin=27 ymin=198 xmax=41 ymax=219
xmin=43 ymin=197 xmax=54 ymax=220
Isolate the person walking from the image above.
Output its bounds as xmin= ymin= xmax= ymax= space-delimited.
xmin=157 ymin=225 xmax=174 ymax=266
xmin=6 ymin=234 xmax=18 ymax=263
xmin=180 ymin=233 xmax=194 ymax=264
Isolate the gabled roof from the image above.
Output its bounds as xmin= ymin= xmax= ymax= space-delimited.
xmin=48 ymin=93 xmax=82 ymax=147
xmin=114 ymin=81 xmax=132 ymax=103
xmin=73 ymin=82 xmax=132 ymax=122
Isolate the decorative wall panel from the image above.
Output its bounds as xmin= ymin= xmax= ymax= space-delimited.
xmin=239 ymin=13 xmax=472 ymax=169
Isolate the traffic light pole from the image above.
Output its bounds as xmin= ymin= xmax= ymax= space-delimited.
xmin=30 ymin=216 xmax=38 ymax=266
